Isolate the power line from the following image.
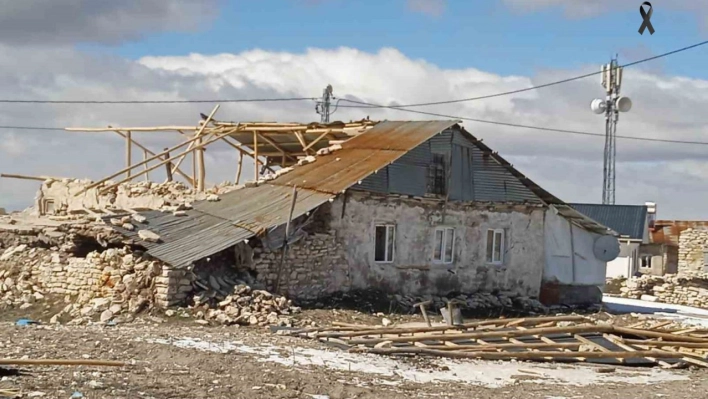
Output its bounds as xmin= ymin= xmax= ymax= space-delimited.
xmin=1 ymin=119 xmax=706 ymax=146
xmin=0 ymin=97 xmax=317 ymax=105
xmin=338 ymin=39 xmax=708 ymax=109
xmin=335 ymin=99 xmax=708 ymax=146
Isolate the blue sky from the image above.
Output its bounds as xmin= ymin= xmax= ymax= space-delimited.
xmin=97 ymin=0 xmax=706 ymax=79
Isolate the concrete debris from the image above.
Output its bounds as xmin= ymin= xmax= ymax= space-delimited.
xmin=32 ymin=179 xmax=243 ymax=217
xmin=608 ymin=272 xmax=708 ymax=308
xmin=297 ymin=156 xmax=316 ymax=166
xmin=137 ymin=230 xmax=160 ymax=243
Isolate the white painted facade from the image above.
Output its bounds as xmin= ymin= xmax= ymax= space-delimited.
xmin=542 ymin=206 xmax=610 ymax=287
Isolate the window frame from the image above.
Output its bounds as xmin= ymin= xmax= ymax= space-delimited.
xmin=486 ymin=228 xmax=505 ymax=266
xmin=374 ymin=224 xmax=396 ymax=263
xmin=427 ymin=153 xmax=447 ymax=196
xmin=433 ymin=227 xmax=455 ymax=264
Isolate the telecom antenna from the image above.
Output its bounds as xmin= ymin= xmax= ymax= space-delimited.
xmin=315 ymin=84 xmax=334 ymax=123
xmin=590 ymin=56 xmax=632 ymax=205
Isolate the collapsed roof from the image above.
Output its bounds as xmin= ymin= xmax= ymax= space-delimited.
xmin=107 ymin=120 xmax=616 ymax=268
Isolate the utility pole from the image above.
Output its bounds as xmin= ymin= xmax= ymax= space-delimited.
xmin=590 ymin=56 xmax=632 ymax=205
xmin=315 ymin=84 xmax=334 ymax=123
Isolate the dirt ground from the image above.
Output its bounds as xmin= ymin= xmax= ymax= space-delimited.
xmin=1 ymin=309 xmax=707 ymax=399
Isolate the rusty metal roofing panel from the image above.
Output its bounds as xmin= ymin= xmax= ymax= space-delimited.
xmin=269 ymin=149 xmax=402 ymax=194
xmin=343 ymin=120 xmax=459 ymax=151
xmin=651 ymin=220 xmax=708 ymax=245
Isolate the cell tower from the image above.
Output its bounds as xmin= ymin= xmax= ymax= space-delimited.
xmin=315 ymin=84 xmax=334 ymax=123
xmin=590 ymin=56 xmax=632 ymax=205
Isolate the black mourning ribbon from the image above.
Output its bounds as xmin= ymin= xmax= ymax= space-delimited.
xmin=638 ymin=2 xmax=655 ymax=35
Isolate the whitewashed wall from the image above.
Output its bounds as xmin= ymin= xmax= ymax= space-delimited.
xmin=543 ymin=207 xmax=609 ymax=286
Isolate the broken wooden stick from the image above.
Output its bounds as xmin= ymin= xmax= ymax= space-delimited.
xmin=0 ymin=359 xmax=126 ymax=367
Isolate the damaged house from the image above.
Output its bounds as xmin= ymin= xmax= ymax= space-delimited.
xmin=107 ymin=120 xmax=619 ymax=307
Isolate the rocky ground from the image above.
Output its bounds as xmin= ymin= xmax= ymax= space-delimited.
xmin=0 ymin=310 xmax=707 ymax=399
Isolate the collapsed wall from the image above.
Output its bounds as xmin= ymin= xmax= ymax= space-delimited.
xmin=33 ymin=178 xmax=242 ymax=216
xmin=607 ymin=272 xmax=708 ymax=308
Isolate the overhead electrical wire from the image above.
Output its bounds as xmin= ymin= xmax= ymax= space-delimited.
xmin=0 ymin=40 xmax=705 ymax=106
xmin=328 ymin=100 xmax=708 ymax=146
xmin=1 ymin=119 xmax=707 ymax=146
xmin=337 ymin=39 xmax=708 ymax=109
xmin=0 ymin=97 xmax=317 ymax=105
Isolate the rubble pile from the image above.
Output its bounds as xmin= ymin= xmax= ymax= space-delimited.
xmin=395 ymin=292 xmax=548 ymax=314
xmin=191 ymin=284 xmax=301 ymax=327
xmin=34 ymin=178 xmax=243 ymax=217
xmin=187 ymin=253 xmax=301 ymax=327
xmin=610 ymin=272 xmax=708 ymax=308
xmin=0 ymin=242 xmax=164 ymax=324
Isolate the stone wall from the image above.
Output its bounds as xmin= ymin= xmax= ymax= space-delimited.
xmin=1 ymin=239 xmax=188 ymax=322
xmin=251 ymin=191 xmax=547 ymax=301
xmin=678 ymin=228 xmax=708 ymax=273
xmin=610 ymin=272 xmax=708 ymax=308
xmin=253 ymin=227 xmax=350 ymax=300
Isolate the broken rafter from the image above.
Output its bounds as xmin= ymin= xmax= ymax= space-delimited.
xmin=0 ymin=173 xmax=64 ymax=182
xmin=98 ymin=131 xmax=234 ymax=194
xmin=113 ymin=131 xmax=194 ymax=187
xmin=169 ymin=104 xmax=220 ymax=180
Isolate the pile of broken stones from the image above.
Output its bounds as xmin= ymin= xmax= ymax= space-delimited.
xmin=187 ymin=271 xmax=301 ymax=327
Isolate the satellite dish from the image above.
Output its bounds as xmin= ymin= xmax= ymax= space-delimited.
xmin=616 ymin=96 xmax=632 ymax=112
xmin=593 ymin=235 xmax=620 ymax=262
xmin=590 ymin=99 xmax=606 ymax=114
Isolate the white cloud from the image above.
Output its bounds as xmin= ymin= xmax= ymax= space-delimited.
xmin=1 ymin=46 xmax=708 ymax=220
xmin=407 ymin=0 xmax=446 ymax=17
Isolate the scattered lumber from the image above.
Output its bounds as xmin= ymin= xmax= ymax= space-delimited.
xmin=0 ymin=359 xmax=126 ymax=367
xmin=281 ymin=315 xmax=708 ymax=368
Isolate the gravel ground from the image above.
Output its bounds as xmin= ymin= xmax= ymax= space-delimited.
xmin=1 ymin=314 xmax=708 ymax=399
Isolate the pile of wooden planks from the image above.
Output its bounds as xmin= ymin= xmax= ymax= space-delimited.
xmin=281 ymin=315 xmax=708 ymax=368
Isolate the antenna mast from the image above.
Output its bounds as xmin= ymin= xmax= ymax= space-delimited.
xmin=590 ymin=56 xmax=632 ymax=205
xmin=315 ymin=84 xmax=334 ymax=123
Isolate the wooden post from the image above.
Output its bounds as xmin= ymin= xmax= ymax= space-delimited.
xmin=274 ymin=186 xmax=298 ymax=293
xmin=170 ymin=104 xmax=219 ymax=177
xmin=235 ymin=152 xmax=243 ymax=184
xmin=163 ymin=148 xmax=173 ymax=182
xmin=126 ymin=131 xmax=132 ymax=179
xmin=143 ymin=150 xmax=150 ymax=182
xmin=192 ymin=149 xmax=197 ymax=188
xmin=196 ymin=136 xmax=205 ymax=192
xmin=113 ymin=131 xmax=193 ymax=186
xmin=253 ymin=131 xmax=259 ymax=182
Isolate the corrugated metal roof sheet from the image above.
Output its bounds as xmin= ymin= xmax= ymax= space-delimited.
xmin=268 ymin=121 xmax=459 ymax=194
xmin=569 ymin=204 xmax=648 ymax=240
xmin=651 ymin=220 xmax=708 ymax=246
xmin=103 ymin=210 xmax=251 ymax=268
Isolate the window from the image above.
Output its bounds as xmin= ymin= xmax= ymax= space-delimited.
xmin=427 ymin=153 xmax=447 ymax=195
xmin=486 ymin=229 xmax=504 ymax=265
xmin=374 ymin=224 xmax=395 ymax=263
xmin=641 ymin=256 xmax=652 ymax=269
xmin=433 ymin=228 xmax=455 ymax=263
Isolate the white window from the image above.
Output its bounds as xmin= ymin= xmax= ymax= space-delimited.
xmin=433 ymin=227 xmax=455 ymax=264
xmin=374 ymin=224 xmax=395 ymax=263
xmin=486 ymin=229 xmax=504 ymax=265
